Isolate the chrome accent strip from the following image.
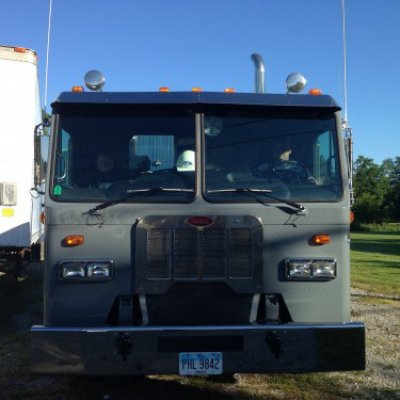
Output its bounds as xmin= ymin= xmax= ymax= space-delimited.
xmin=139 ymin=294 xmax=149 ymax=325
xmin=31 ymin=322 xmax=365 ymax=334
xmin=249 ymin=293 xmax=260 ymax=323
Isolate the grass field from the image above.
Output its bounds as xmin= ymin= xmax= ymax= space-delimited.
xmin=351 ymin=231 xmax=400 ymax=297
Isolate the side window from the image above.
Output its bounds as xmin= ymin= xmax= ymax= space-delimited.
xmin=314 ymin=131 xmax=338 ymax=185
xmin=129 ymin=135 xmax=175 ymax=172
xmin=55 ymin=129 xmax=71 ymax=186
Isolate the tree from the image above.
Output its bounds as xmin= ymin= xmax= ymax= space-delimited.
xmin=383 ymin=157 xmax=400 ymax=220
xmin=352 ymin=156 xmax=390 ymax=224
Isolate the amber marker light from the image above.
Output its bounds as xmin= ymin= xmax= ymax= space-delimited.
xmin=224 ymin=88 xmax=236 ymax=93
xmin=72 ymin=86 xmax=84 ymax=92
xmin=312 ymin=234 xmax=331 ymax=245
xmin=308 ymin=88 xmax=322 ymax=95
xmin=63 ymin=235 xmax=84 ymax=247
xmin=159 ymin=87 xmax=170 ymax=92
xmin=14 ymin=47 xmax=28 ymax=53
xmin=192 ymin=87 xmax=203 ymax=93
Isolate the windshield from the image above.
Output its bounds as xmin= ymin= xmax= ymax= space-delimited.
xmin=51 ymin=112 xmax=195 ymax=202
xmin=204 ymin=111 xmax=342 ymax=202
xmin=51 ymin=107 xmax=342 ymax=204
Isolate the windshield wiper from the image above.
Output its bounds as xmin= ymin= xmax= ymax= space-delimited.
xmin=206 ymin=187 xmax=307 ymax=214
xmin=85 ymin=187 xmax=194 ymax=215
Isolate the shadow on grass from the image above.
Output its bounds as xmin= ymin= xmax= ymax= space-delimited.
xmin=50 ymin=372 xmax=400 ymax=400
xmin=13 ymin=375 xmax=271 ymax=400
xmin=351 ymin=240 xmax=400 ymax=258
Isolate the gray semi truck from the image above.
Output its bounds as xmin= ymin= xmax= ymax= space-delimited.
xmin=31 ymin=55 xmax=365 ymax=375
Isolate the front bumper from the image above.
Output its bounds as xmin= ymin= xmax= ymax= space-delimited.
xmin=31 ymin=323 xmax=365 ymax=375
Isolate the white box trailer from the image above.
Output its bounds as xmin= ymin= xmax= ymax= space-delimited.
xmin=0 ymin=45 xmax=44 ymax=276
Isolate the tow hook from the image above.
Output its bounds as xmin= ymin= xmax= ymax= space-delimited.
xmin=265 ymin=332 xmax=281 ymax=359
xmin=116 ymin=333 xmax=133 ymax=361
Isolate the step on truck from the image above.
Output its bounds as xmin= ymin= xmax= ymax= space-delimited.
xmin=0 ymin=45 xmax=45 ymax=276
xmin=31 ymin=54 xmax=365 ymax=375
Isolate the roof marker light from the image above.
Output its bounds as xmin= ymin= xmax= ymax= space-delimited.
xmin=159 ymin=87 xmax=170 ymax=92
xmin=192 ymin=87 xmax=203 ymax=93
xmin=14 ymin=47 xmax=28 ymax=53
xmin=72 ymin=86 xmax=84 ymax=92
xmin=309 ymin=88 xmax=322 ymax=95
xmin=224 ymin=88 xmax=236 ymax=93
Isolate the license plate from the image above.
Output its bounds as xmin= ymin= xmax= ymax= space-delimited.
xmin=179 ymin=352 xmax=223 ymax=375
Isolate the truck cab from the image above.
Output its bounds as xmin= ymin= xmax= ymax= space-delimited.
xmin=31 ymin=66 xmax=364 ymax=375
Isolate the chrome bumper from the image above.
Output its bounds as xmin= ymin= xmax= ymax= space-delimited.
xmin=31 ymin=323 xmax=365 ymax=375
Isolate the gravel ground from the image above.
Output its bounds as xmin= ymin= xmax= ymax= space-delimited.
xmin=350 ymin=290 xmax=400 ymax=396
xmin=0 ymin=264 xmax=399 ymax=400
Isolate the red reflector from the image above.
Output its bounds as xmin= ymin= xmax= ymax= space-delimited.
xmin=187 ymin=216 xmax=214 ymax=227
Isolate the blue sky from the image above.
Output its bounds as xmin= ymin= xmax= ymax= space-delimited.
xmin=1 ymin=0 xmax=399 ymax=164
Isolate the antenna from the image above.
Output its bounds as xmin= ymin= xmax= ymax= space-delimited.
xmin=341 ymin=0 xmax=348 ymax=126
xmin=341 ymin=0 xmax=354 ymax=205
xmin=44 ymin=0 xmax=53 ymax=112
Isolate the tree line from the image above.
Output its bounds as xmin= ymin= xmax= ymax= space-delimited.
xmin=352 ymin=156 xmax=400 ymax=225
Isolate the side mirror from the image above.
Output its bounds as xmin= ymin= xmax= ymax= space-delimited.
xmin=84 ymin=70 xmax=106 ymax=92
xmin=286 ymin=73 xmax=307 ymax=94
xmin=33 ymin=119 xmax=50 ymax=189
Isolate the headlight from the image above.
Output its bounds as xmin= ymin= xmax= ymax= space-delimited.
xmin=60 ymin=260 xmax=113 ymax=282
xmin=61 ymin=262 xmax=86 ymax=279
xmin=286 ymin=259 xmax=336 ymax=281
xmin=87 ymin=262 xmax=112 ymax=278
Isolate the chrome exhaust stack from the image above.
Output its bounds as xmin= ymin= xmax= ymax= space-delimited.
xmin=251 ymin=53 xmax=266 ymax=93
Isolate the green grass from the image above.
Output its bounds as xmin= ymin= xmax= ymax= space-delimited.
xmin=350 ymin=231 xmax=400 ymax=297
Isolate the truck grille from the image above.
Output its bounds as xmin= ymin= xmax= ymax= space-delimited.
xmin=135 ymin=215 xmax=263 ymax=293
xmin=147 ymin=227 xmax=253 ymax=280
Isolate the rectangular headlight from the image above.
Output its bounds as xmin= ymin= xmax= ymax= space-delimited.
xmin=60 ymin=260 xmax=113 ymax=282
xmin=61 ymin=262 xmax=86 ymax=279
xmin=312 ymin=259 xmax=336 ymax=279
xmin=286 ymin=259 xmax=336 ymax=281
xmin=286 ymin=260 xmax=312 ymax=279
xmin=87 ymin=262 xmax=112 ymax=279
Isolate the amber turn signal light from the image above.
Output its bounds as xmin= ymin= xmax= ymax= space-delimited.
xmin=63 ymin=235 xmax=84 ymax=247
xmin=311 ymin=234 xmax=331 ymax=245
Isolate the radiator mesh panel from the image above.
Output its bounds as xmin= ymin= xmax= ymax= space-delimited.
xmin=146 ymin=229 xmax=171 ymax=279
xmin=228 ymin=228 xmax=253 ymax=278
xmin=201 ymin=228 xmax=227 ymax=278
xmin=174 ymin=229 xmax=198 ymax=279
xmin=146 ymin=227 xmax=253 ymax=280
